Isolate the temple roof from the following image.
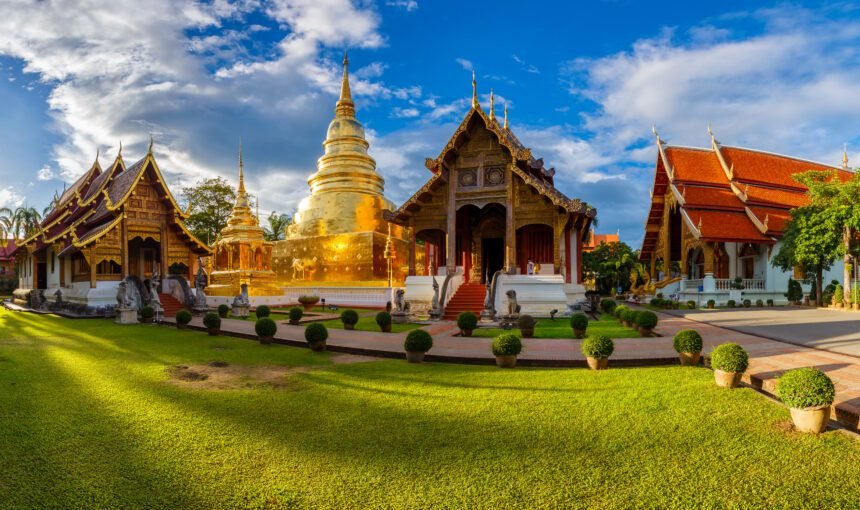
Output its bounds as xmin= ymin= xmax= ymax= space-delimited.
xmin=641 ymin=130 xmax=853 ymax=258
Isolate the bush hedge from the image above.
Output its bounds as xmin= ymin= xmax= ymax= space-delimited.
xmin=776 ymin=367 xmax=836 ymax=409
xmin=614 ymin=305 xmax=630 ymax=319
xmin=710 ymin=343 xmax=749 ymax=373
xmin=255 ymin=305 xmax=271 ymax=318
xmin=404 ymin=330 xmax=433 ymax=353
xmin=340 ymin=309 xmax=359 ymax=326
xmin=255 ymin=317 xmax=277 ymax=338
xmin=756 ymin=299 xmax=764 ymax=307
xmin=517 ymin=314 xmax=536 ymax=330
xmin=289 ymin=307 xmax=303 ymax=322
xmin=727 ymin=299 xmax=736 ymax=308
xmin=743 ymin=299 xmax=751 ymax=308
xmin=457 ymin=311 xmax=478 ymax=331
xmin=600 ymin=299 xmax=617 ymax=314
xmin=686 ymin=300 xmax=696 ymax=309
xmin=376 ymin=311 xmax=392 ymax=327
xmin=570 ymin=312 xmax=589 ymax=331
xmin=304 ymin=322 xmax=328 ymax=344
xmin=175 ymin=309 xmax=192 ymax=325
xmin=217 ymin=304 xmax=229 ymax=318
xmin=492 ymin=333 xmax=522 ymax=356
xmin=581 ymin=334 xmax=614 ymax=359
xmin=140 ymin=305 xmax=155 ymax=319
xmin=203 ymin=312 xmax=221 ymax=329
xmin=766 ymin=299 xmax=774 ymax=307
xmin=636 ymin=310 xmax=658 ymax=329
xmin=673 ymin=329 xmax=703 ymax=354
xmin=707 ymin=299 xmax=716 ymax=308
xmin=298 ymin=295 xmax=320 ymax=306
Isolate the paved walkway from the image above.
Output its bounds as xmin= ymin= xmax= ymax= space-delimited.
xmin=169 ymin=309 xmax=860 ymax=432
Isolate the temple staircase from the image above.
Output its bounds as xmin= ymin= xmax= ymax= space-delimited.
xmin=158 ymin=293 xmax=184 ymax=317
xmin=443 ymin=283 xmax=486 ymax=321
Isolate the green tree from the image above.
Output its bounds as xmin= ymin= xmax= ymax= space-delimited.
xmin=181 ymin=177 xmax=237 ymax=244
xmin=583 ymin=241 xmax=639 ymax=295
xmin=264 ymin=211 xmax=292 ymax=241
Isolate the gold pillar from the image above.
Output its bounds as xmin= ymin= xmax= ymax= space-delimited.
xmin=505 ymin=166 xmax=516 ymax=273
xmin=650 ymin=251 xmax=656 ymax=280
xmin=553 ymin=212 xmax=562 ymax=274
xmin=408 ymin=223 xmax=416 ymax=276
xmin=446 ymin=168 xmax=456 ymax=273
xmin=703 ymin=242 xmax=715 ymax=275
xmin=121 ymin=216 xmax=129 ymax=278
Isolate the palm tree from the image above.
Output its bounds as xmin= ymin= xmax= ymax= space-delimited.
xmin=12 ymin=206 xmax=42 ymax=239
xmin=264 ymin=211 xmax=292 ymax=241
xmin=0 ymin=207 xmax=13 ymax=240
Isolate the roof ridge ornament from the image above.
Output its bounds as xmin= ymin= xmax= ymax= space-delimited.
xmin=489 ymin=89 xmax=495 ymax=121
xmin=504 ymin=102 xmax=509 ymax=130
xmin=843 ymin=144 xmax=849 ymax=169
xmin=651 ymin=124 xmax=662 ymax=144
xmin=335 ymin=51 xmax=355 ymax=118
xmin=708 ymin=123 xmax=719 ymax=146
xmin=117 ymin=140 xmax=122 ymax=159
xmin=148 ymin=134 xmax=154 ymax=155
xmin=471 ymin=70 xmax=479 ymax=110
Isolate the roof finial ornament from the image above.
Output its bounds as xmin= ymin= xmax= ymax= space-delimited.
xmin=471 ymin=70 xmax=479 ymax=109
xmin=335 ymin=50 xmax=355 ymax=118
xmin=504 ymin=101 xmax=509 ymax=130
xmin=118 ymin=140 xmax=122 ymax=158
xmin=237 ymin=138 xmax=246 ymax=194
xmin=651 ymin=123 xmax=661 ymax=144
xmin=708 ymin=122 xmax=719 ymax=145
xmin=843 ymin=144 xmax=849 ymax=169
xmin=489 ymin=89 xmax=495 ymax=120
xmin=148 ymin=134 xmax=154 ymax=155
xmin=95 ymin=147 xmax=100 ymax=164
xmin=697 ymin=216 xmax=703 ymax=235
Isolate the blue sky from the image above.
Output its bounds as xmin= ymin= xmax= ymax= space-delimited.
xmin=1 ymin=0 xmax=859 ymax=248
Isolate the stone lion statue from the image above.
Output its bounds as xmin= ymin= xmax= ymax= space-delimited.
xmin=116 ymin=281 xmax=133 ymax=309
xmin=505 ymin=289 xmax=521 ymax=316
xmin=394 ymin=288 xmax=410 ymax=313
xmin=232 ymin=283 xmax=250 ymax=307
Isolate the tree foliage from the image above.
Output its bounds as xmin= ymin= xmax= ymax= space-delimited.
xmin=583 ymin=241 xmax=640 ymax=295
xmin=264 ymin=211 xmax=292 ymax=241
xmin=0 ymin=206 xmax=44 ymax=240
xmin=181 ymin=177 xmax=236 ymax=244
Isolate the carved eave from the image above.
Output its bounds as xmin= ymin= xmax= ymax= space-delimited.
xmin=679 ymin=208 xmax=703 ymax=240
xmin=72 ymin=214 xmax=124 ymax=249
xmin=171 ymin=218 xmax=213 ymax=254
xmin=388 ymin=171 xmax=447 ymax=222
xmin=78 ymin=156 xmax=125 ymax=209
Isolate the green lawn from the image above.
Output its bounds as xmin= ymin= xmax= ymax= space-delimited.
xmin=317 ymin=315 xmax=421 ymax=333
xmin=1 ymin=309 xmax=859 ymax=509
xmin=470 ymin=313 xmax=642 ymax=339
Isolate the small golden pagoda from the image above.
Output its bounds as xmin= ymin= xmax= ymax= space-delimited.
xmin=272 ymin=54 xmax=408 ymax=285
xmin=208 ymin=145 xmax=280 ymax=296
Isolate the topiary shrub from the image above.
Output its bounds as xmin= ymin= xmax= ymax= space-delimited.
xmin=581 ymin=334 xmax=614 ymax=359
xmin=298 ymin=295 xmax=320 ymax=307
xmin=255 ymin=305 xmax=271 ymax=318
xmin=304 ymin=322 xmax=328 ymax=346
xmin=776 ymin=368 xmax=835 ymax=409
xmin=710 ymin=343 xmax=749 ymax=373
xmin=175 ymin=309 xmax=192 ymax=326
xmin=492 ymin=333 xmax=523 ymax=356
xmin=686 ymin=300 xmax=696 ymax=309
xmin=727 ymin=299 xmax=736 ymax=308
xmin=832 ymin=284 xmax=844 ymax=306
xmin=636 ymin=310 xmax=658 ymax=331
xmin=650 ymin=297 xmax=662 ymax=307
xmin=766 ymin=299 xmax=774 ymax=307
xmin=457 ymin=311 xmax=478 ymax=334
xmin=376 ymin=311 xmax=392 ymax=332
xmin=673 ymin=329 xmax=703 ymax=354
xmin=255 ymin=317 xmax=277 ymax=343
xmin=340 ymin=309 xmax=359 ymax=329
xmin=288 ymin=307 xmax=303 ymax=323
xmin=570 ymin=312 xmax=589 ymax=339
xmin=620 ymin=309 xmax=635 ymax=326
xmin=756 ymin=299 xmax=764 ymax=307
xmin=203 ymin=312 xmax=221 ymax=333
xmin=140 ymin=305 xmax=155 ymax=319
xmin=404 ymin=329 xmax=433 ymax=353
xmin=786 ymin=278 xmax=803 ymax=304
xmin=600 ymin=299 xmax=617 ymax=314
xmin=743 ymin=299 xmax=751 ymax=308
xmin=707 ymin=299 xmax=715 ymax=309
xmin=614 ymin=305 xmax=629 ymax=320
xmin=217 ymin=304 xmax=229 ymax=318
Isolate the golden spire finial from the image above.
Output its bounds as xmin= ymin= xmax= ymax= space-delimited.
xmin=148 ymin=134 xmax=154 ymax=155
xmin=503 ymin=102 xmax=509 ymax=130
xmin=335 ymin=51 xmax=355 ymax=118
xmin=708 ymin=122 xmax=719 ymax=145
xmin=471 ymin=70 xmax=478 ymax=109
xmin=237 ymin=138 xmax=246 ymax=194
xmin=489 ymin=89 xmax=495 ymax=120
xmin=118 ymin=140 xmax=122 ymax=158
xmin=843 ymin=144 xmax=849 ymax=169
xmin=95 ymin=147 xmax=100 ymax=164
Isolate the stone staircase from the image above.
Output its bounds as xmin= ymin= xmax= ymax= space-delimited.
xmin=158 ymin=293 xmax=184 ymax=317
xmin=443 ymin=283 xmax=486 ymax=321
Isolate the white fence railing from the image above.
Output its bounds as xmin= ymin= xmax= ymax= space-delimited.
xmin=714 ymin=278 xmax=765 ymax=291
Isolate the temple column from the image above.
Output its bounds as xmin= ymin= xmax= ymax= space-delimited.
xmin=446 ymin=172 xmax=456 ymax=275
xmin=88 ymin=251 xmax=97 ymax=289
xmin=408 ymin=221 xmax=416 ymax=277
xmin=649 ymin=251 xmax=656 ymax=280
xmin=553 ymin=213 xmax=562 ymax=275
xmin=160 ymin=224 xmax=168 ymax=281
xmin=121 ymin=215 xmax=129 ymax=278
xmin=564 ymin=221 xmax=572 ymax=284
xmin=505 ymin=168 xmax=516 ymax=273
xmin=702 ymin=242 xmax=716 ymax=293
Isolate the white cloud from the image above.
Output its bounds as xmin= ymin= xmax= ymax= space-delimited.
xmin=36 ymin=165 xmax=56 ymax=181
xmin=512 ymin=54 xmax=539 ymax=74
xmin=386 ymin=0 xmax=418 ymax=11
xmin=455 ymin=58 xmax=473 ymax=71
xmin=0 ymin=187 xmax=24 ymax=209
xmin=391 ymin=107 xmax=420 ymax=118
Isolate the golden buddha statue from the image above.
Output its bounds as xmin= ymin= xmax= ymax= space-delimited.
xmin=272 ymin=54 xmax=408 ymax=286
xmin=207 ymin=145 xmax=280 ymax=296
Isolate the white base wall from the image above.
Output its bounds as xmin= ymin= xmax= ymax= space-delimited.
xmin=495 ymin=275 xmax=571 ymax=317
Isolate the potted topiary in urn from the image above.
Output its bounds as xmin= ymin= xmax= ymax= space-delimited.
xmin=403 ymin=329 xmax=433 ymax=363
xmin=710 ymin=343 xmax=749 ymax=388
xmin=491 ymin=333 xmax=522 ymax=368
xmin=376 ymin=311 xmax=392 ymax=333
xmin=517 ymin=314 xmax=536 ymax=338
xmin=635 ymin=310 xmax=658 ymax=337
xmin=288 ymin=307 xmax=303 ymax=325
xmin=457 ymin=311 xmax=478 ymax=337
xmin=340 ymin=309 xmax=359 ymax=330
xmin=255 ymin=317 xmax=277 ymax=344
xmin=255 ymin=305 xmax=271 ymax=319
xmin=217 ymin=304 xmax=229 ymax=318
xmin=613 ymin=305 xmax=629 ymax=323
xmin=140 ymin=305 xmax=155 ymax=324
xmin=570 ymin=312 xmax=588 ymax=339
xmin=777 ymin=368 xmax=835 ymax=434
xmin=305 ymin=322 xmax=328 ymax=351
xmin=707 ymin=299 xmax=716 ymax=309
xmin=580 ymin=334 xmax=614 ymax=370
xmin=203 ymin=312 xmax=221 ymax=336
xmin=175 ymin=309 xmax=192 ymax=329
xmin=298 ymin=295 xmax=320 ymax=311
xmin=673 ymin=329 xmax=703 ymax=366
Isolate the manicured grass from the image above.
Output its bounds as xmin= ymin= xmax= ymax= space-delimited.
xmin=272 ymin=306 xmax=381 ymax=314
xmin=470 ymin=313 xmax=641 ymax=339
xmin=1 ymin=309 xmax=859 ymax=508
xmin=317 ymin=315 xmax=421 ymax=333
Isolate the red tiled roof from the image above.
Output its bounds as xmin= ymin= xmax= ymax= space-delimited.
xmin=680 ymin=185 xmax=745 ymax=211
xmin=742 ymin=184 xmax=808 ymax=209
xmin=721 ymin=147 xmax=850 ymax=190
xmin=685 ymin=209 xmax=772 ymax=243
xmin=747 ymin=206 xmax=792 ymax=234
xmin=665 ymin=147 xmax=728 ymax=186
xmin=0 ymin=239 xmax=15 ymax=261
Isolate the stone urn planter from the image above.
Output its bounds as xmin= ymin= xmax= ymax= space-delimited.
xmin=457 ymin=312 xmax=478 ymax=338
xmin=259 ymin=336 xmax=274 ymax=345
xmin=673 ymin=330 xmax=703 ymax=367
xmin=789 ymin=406 xmax=831 ymax=434
xmin=710 ymin=343 xmax=748 ymax=389
xmin=344 ymin=324 xmax=355 ymax=330
xmin=298 ymin=295 xmax=320 ymax=311
xmin=404 ymin=330 xmax=433 ymax=363
xmin=309 ymin=340 xmax=326 ymax=351
xmin=714 ymin=369 xmax=742 ymax=388
xmin=679 ymin=352 xmax=701 ymax=366
xmin=492 ymin=333 xmax=522 ymax=369
xmin=586 ymin=357 xmax=609 ymax=370
xmin=777 ymin=368 xmax=835 ymax=434
xmin=406 ymin=350 xmax=426 ymax=363
xmin=207 ymin=327 xmax=220 ymax=336
xmin=381 ymin=324 xmax=392 ymax=333
xmin=581 ymin=335 xmax=614 ymax=371
xmin=495 ymin=355 xmax=517 ymax=368
xmin=177 ymin=323 xmax=187 ymax=330
xmin=289 ymin=319 xmax=301 ymax=326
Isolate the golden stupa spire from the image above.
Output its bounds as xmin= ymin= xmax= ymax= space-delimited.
xmin=335 ymin=51 xmax=355 ymax=118
xmin=504 ymin=102 xmax=509 ymax=130
xmin=238 ymin=138 xmax=246 ymax=195
xmin=843 ymin=144 xmax=849 ymax=169
xmin=471 ymin=70 xmax=479 ymax=109
xmin=489 ymin=89 xmax=495 ymax=121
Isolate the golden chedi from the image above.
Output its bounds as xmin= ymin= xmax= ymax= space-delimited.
xmin=273 ymin=54 xmax=407 ymax=286
xmin=208 ymin=147 xmax=280 ymax=296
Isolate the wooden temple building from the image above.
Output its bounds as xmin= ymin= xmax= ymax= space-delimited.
xmin=640 ymin=127 xmax=850 ymax=304
xmin=13 ymin=143 xmax=210 ymax=312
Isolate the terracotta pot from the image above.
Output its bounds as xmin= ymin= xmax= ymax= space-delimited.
xmin=405 ymin=350 xmax=425 ymax=363
xmin=141 ymin=317 xmax=153 ymax=324
xmin=344 ymin=323 xmax=355 ymax=330
xmin=309 ymin=340 xmax=327 ymax=352
xmin=460 ymin=329 xmax=473 ymax=337
xmin=789 ymin=405 xmax=831 ymax=434
xmin=679 ymin=352 xmax=701 ymax=366
xmin=714 ymin=369 xmax=742 ymax=388
xmin=521 ymin=328 xmax=534 ymax=338
xmin=708 ymin=303 xmax=714 ymax=309
xmin=495 ymin=355 xmax=517 ymax=368
xmin=302 ymin=303 xmax=316 ymax=311
xmin=586 ymin=356 xmax=609 ymax=370
xmin=289 ymin=319 xmax=300 ymax=325
xmin=573 ymin=328 xmax=586 ymax=339
xmin=381 ymin=324 xmax=392 ymax=333
xmin=639 ymin=327 xmax=653 ymax=337
xmin=176 ymin=323 xmax=187 ymax=330
xmin=207 ymin=327 xmax=219 ymax=336
xmin=259 ymin=336 xmax=273 ymax=345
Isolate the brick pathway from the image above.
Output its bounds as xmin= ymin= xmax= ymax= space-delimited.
xmin=169 ymin=310 xmax=860 ymax=432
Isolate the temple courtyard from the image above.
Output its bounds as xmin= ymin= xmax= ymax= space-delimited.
xmin=1 ymin=307 xmax=859 ymax=509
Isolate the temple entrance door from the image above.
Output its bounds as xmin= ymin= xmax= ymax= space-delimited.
xmin=141 ymin=248 xmax=157 ymax=279
xmin=36 ymin=262 xmax=47 ymax=289
xmin=482 ymin=238 xmax=504 ymax=283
